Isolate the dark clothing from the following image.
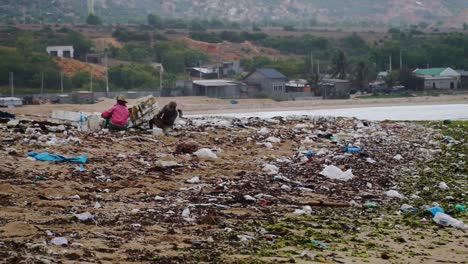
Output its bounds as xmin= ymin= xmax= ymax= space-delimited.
xmin=103 ymin=117 xmax=128 ymax=131
xmin=150 ymin=105 xmax=178 ymax=128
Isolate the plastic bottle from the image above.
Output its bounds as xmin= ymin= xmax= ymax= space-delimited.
xmin=433 ymin=212 xmax=468 ymax=230
xmin=343 ymin=146 xmax=362 ymax=152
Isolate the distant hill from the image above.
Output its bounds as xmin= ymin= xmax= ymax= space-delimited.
xmin=2 ymin=0 xmax=468 ymax=27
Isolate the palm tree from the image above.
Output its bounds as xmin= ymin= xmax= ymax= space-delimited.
xmin=331 ymin=49 xmax=348 ymax=79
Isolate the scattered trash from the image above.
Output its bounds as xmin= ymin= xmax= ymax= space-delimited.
xmin=455 ymin=204 xmax=466 ymax=212
xmin=438 ymin=182 xmax=449 ymax=190
xmin=427 ymin=206 xmax=444 ymax=216
xmin=263 ymin=164 xmax=279 ymax=175
xmin=320 ymin=165 xmax=353 ymax=181
xmin=433 ymin=212 xmax=468 ymax=229
xmin=27 ymin=151 xmax=87 ymax=164
xmin=343 ymin=146 xmax=361 ymax=152
xmin=393 ymin=154 xmax=403 ymax=161
xmin=258 ymin=127 xmax=270 ymax=134
xmin=385 ymin=190 xmax=404 ymax=199
xmin=442 ymin=136 xmax=454 ymax=143
xmin=152 ymin=127 xmax=164 ymax=136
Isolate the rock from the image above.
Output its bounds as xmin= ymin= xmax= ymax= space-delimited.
xmin=186 ymin=176 xmax=201 ymax=184
xmin=71 ymin=243 xmax=83 ymax=248
xmin=6 ymin=120 xmax=19 ymax=127
xmin=175 ymin=140 xmax=200 ymax=154
xmin=393 ymin=154 xmax=403 ymax=161
xmin=50 ymin=237 xmax=68 ymax=246
xmin=74 ymin=212 xmax=94 ymax=221
xmin=193 ymin=148 xmax=218 ymax=159
xmin=155 ymin=160 xmax=180 ymax=168
xmin=243 ymin=195 xmax=256 ymax=201
xmin=266 ymin=136 xmax=281 ymax=143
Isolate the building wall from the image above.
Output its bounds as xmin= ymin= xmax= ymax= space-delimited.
xmin=244 ymin=72 xmax=286 ymax=94
xmin=424 ymin=79 xmax=457 ymax=89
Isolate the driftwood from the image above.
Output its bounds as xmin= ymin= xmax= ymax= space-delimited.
xmin=301 ymin=200 xmax=351 ymax=207
xmin=111 ymin=136 xmax=159 ymax=144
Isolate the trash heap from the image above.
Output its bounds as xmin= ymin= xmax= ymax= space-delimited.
xmin=0 ymin=114 xmax=466 ymax=263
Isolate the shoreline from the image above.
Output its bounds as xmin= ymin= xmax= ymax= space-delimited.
xmin=5 ymin=94 xmax=468 ymax=118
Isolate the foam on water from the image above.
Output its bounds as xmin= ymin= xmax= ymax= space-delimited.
xmin=191 ymin=104 xmax=468 ymax=121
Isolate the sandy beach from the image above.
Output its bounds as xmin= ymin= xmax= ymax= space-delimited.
xmin=6 ymin=94 xmax=468 ymax=117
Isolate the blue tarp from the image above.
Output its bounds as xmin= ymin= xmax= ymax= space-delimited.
xmin=27 ymin=151 xmax=87 ymax=164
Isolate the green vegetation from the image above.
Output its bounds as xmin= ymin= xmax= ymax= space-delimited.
xmin=86 ymin=14 xmax=103 ymax=25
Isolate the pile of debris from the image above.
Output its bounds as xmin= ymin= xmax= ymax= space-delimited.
xmin=0 ymin=113 xmax=466 ymax=263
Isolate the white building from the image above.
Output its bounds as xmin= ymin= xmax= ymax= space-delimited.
xmin=424 ymin=77 xmax=458 ymax=90
xmin=46 ymin=46 xmax=74 ymax=58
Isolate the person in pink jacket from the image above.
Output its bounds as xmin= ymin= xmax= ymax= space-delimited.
xmin=101 ymin=95 xmax=130 ymax=131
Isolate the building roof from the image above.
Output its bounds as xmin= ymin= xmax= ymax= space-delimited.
xmin=456 ymin=70 xmax=468 ymax=76
xmin=256 ymin=68 xmax=287 ymax=79
xmin=190 ymin=67 xmax=216 ymax=74
xmin=414 ymin=68 xmax=446 ymax=76
xmin=193 ymin=79 xmax=240 ymax=87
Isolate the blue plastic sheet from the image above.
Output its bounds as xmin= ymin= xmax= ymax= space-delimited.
xmin=427 ymin=206 xmax=444 ymax=216
xmin=27 ymin=151 xmax=87 ymax=164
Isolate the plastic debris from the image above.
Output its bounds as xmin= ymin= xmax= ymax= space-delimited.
xmin=385 ymin=190 xmax=404 ymax=199
xmin=427 ymin=206 xmax=444 ymax=216
xmin=438 ymin=182 xmax=449 ymax=190
xmin=343 ymin=146 xmax=361 ymax=152
xmin=433 ymin=212 xmax=468 ymax=229
xmin=263 ymin=164 xmax=279 ymax=175
xmin=258 ymin=127 xmax=270 ymax=134
xmin=27 ymin=151 xmax=87 ymax=164
xmin=320 ymin=165 xmax=354 ymax=181
xmin=393 ymin=154 xmax=403 ymax=161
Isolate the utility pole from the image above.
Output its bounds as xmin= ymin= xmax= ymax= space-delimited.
xmin=199 ymin=61 xmax=202 ymax=79
xmin=389 ymin=55 xmax=392 ymax=72
xmin=310 ymin=52 xmax=314 ymax=75
xmin=10 ymin=72 xmax=14 ymax=97
xmin=317 ymin=60 xmax=320 ymax=76
xmin=159 ymin=69 xmax=162 ymax=92
xmin=41 ymin=72 xmax=44 ymax=94
xmin=90 ymin=74 xmax=93 ymax=92
xmin=60 ymin=72 xmax=64 ymax=93
xmin=105 ymin=53 xmax=109 ymax=96
xmin=399 ymin=50 xmax=403 ymax=70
